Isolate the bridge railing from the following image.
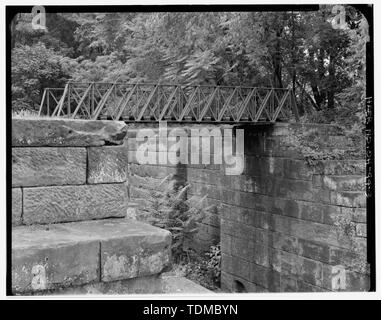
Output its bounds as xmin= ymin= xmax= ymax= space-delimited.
xmin=38 ymin=82 xmax=299 ymax=123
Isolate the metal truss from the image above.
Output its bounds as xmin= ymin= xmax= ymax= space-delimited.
xmin=39 ymin=82 xmax=299 ymax=123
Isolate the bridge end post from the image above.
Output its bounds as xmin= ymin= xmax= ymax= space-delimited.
xmin=291 ymin=89 xmax=300 ymax=122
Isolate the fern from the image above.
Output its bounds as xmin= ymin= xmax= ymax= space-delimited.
xmin=146 ymin=175 xmax=215 ymax=262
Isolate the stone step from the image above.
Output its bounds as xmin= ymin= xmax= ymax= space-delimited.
xmin=12 ymin=219 xmax=171 ymax=294
xmin=28 ymin=275 xmax=212 ymax=295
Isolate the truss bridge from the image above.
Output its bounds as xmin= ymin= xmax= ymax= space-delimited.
xmin=38 ymin=82 xmax=299 ymax=123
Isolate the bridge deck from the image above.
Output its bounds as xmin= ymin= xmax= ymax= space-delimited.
xmin=38 ymin=82 xmax=299 ymax=123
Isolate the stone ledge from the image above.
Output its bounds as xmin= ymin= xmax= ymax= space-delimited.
xmin=12 ymin=118 xmax=127 ymax=147
xmin=26 ymin=274 xmax=212 ymax=295
xmin=12 ymin=219 xmax=172 ymax=294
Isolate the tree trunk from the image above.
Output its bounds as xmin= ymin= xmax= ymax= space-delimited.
xmin=327 ymin=55 xmax=336 ymax=109
xmin=10 ymin=13 xmax=19 ymax=49
xmin=273 ymin=28 xmax=283 ymax=88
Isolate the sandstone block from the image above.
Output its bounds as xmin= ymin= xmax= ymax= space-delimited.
xmin=349 ymin=208 xmax=366 ymax=223
xmin=12 ymin=147 xmax=86 ymax=187
xmin=328 ymin=246 xmax=367 ymax=273
xmin=313 ymin=160 xmax=366 ymax=175
xmin=283 ymin=159 xmax=312 ymax=180
xmin=271 ymin=232 xmax=299 ymax=255
xmin=12 ymin=219 xmax=172 ymax=293
xmin=322 ymin=264 xmax=370 ymax=291
xmin=274 ymin=179 xmax=315 ymax=202
xmin=297 ymin=279 xmax=329 ymax=292
xmin=298 ymin=239 xmax=330 ymax=264
xmin=51 ymin=219 xmax=170 ymax=281
xmin=330 ymin=191 xmax=366 ymax=208
xmin=23 ymin=184 xmax=127 ymax=224
xmin=312 ymin=175 xmax=366 ymax=191
xmin=88 ymin=146 xmax=128 ymax=183
xmin=12 ymin=119 xmax=127 ymax=147
xmin=12 ymin=225 xmax=99 ymax=293
xmin=355 ymin=223 xmax=367 ymax=237
xmin=221 ymin=234 xmax=232 ymax=255
xmin=298 ymin=202 xmax=341 ymax=225
xmin=270 ymin=215 xmax=351 ymax=249
xmin=231 ymin=237 xmax=253 ymax=259
xmin=280 ymin=251 xmax=323 ymax=287
xmin=249 ymin=263 xmax=281 ymax=291
xmin=92 ymin=220 xmax=171 ymax=282
xmin=12 ymin=188 xmax=22 ymax=226
xmin=280 ymin=275 xmax=299 ymax=292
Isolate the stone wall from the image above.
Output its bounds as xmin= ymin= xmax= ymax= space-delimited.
xmin=125 ymin=124 xmax=225 ymax=252
xmin=13 ymin=119 xmax=368 ymax=292
xmin=124 ymin=122 xmax=369 ymax=292
xmin=11 ymin=119 xmax=175 ymax=295
xmin=219 ymin=123 xmax=368 ymax=292
xmin=11 ymin=119 xmax=129 ymax=226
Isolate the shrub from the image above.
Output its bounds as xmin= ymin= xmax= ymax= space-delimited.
xmin=12 ymin=42 xmax=71 ymax=111
xmin=288 ymin=125 xmax=365 ymax=166
xmin=205 ymin=243 xmax=221 ymax=286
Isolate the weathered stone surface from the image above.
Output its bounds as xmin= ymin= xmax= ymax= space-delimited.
xmin=330 ymin=191 xmax=366 ymax=208
xmin=23 ymin=184 xmax=128 ymax=224
xmin=55 ymin=219 xmax=171 ymax=282
xmin=12 ymin=224 xmax=99 ymax=293
xmin=280 ymin=251 xmax=324 ymax=287
xmin=313 ymin=160 xmax=366 ymax=175
xmin=271 ymin=214 xmax=350 ymax=249
xmin=88 ymin=146 xmax=128 ymax=183
xmin=62 ymin=219 xmax=171 ymax=282
xmin=12 ymin=188 xmax=22 ymax=226
xmin=12 ymin=147 xmax=86 ymax=187
xmin=312 ymin=175 xmax=366 ymax=191
xmin=345 ymin=207 xmax=366 ymax=223
xmin=98 ymin=220 xmax=171 ymax=281
xmin=30 ymin=274 xmax=211 ymax=295
xmin=298 ymin=202 xmax=341 ymax=225
xmin=297 ymin=239 xmax=330 ymax=264
xmin=322 ymin=264 xmax=370 ymax=291
xmin=12 ymin=119 xmax=127 ymax=147
xmin=221 ymin=270 xmax=268 ymax=293
xmin=250 ymin=262 xmax=281 ymax=291
xmin=31 ymin=275 xmax=164 ymax=295
xmin=12 ymin=219 xmax=172 ymax=294
xmin=355 ymin=223 xmax=367 ymax=237
xmin=160 ymin=275 xmax=212 ymax=293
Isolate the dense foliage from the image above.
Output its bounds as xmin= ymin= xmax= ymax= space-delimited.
xmin=11 ymin=6 xmax=369 ymax=126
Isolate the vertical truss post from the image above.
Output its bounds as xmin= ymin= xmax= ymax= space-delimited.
xmin=67 ymin=83 xmax=71 ymax=117
xmin=47 ymin=89 xmax=50 ymax=116
xmin=91 ymin=83 xmax=95 ymax=117
xmin=291 ymin=89 xmax=299 ymax=122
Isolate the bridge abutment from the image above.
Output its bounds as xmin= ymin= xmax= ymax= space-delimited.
xmin=125 ymin=121 xmax=368 ymax=292
xmin=11 ymin=118 xmax=369 ymax=293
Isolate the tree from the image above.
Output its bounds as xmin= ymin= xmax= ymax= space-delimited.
xmin=11 ymin=42 xmax=71 ymax=111
xmin=10 ymin=8 xmax=369 ymax=125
